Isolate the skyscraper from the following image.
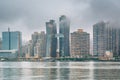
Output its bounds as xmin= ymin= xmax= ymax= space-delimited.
xmin=0 ymin=38 xmax=2 ymax=50
xmin=71 ymin=29 xmax=90 ymax=57
xmin=31 ymin=32 xmax=39 ymax=56
xmin=34 ymin=31 xmax=46 ymax=57
xmin=59 ymin=15 xmax=70 ymax=57
xmin=25 ymin=40 xmax=32 ymax=58
xmin=93 ymin=21 xmax=106 ymax=56
xmin=93 ymin=21 xmax=120 ymax=57
xmin=46 ymin=20 xmax=57 ymax=57
xmin=38 ymin=31 xmax=46 ymax=57
xmin=2 ymin=28 xmax=22 ymax=57
xmin=105 ymin=23 xmax=120 ymax=57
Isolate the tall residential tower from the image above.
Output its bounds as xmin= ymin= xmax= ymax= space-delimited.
xmin=93 ymin=21 xmax=120 ymax=57
xmin=71 ymin=29 xmax=90 ymax=57
xmin=93 ymin=21 xmax=106 ymax=56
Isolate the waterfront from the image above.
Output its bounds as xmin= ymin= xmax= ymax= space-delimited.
xmin=0 ymin=62 xmax=120 ymax=80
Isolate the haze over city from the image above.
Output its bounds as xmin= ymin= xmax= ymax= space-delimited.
xmin=0 ymin=1 xmax=120 ymax=79
xmin=0 ymin=0 xmax=120 ymax=41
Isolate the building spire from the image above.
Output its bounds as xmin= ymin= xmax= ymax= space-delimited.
xmin=8 ymin=27 xmax=10 ymax=32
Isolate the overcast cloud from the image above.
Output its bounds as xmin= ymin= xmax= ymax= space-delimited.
xmin=0 ymin=0 xmax=120 ymax=41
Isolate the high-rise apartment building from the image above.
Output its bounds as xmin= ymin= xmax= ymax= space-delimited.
xmin=71 ymin=29 xmax=90 ymax=57
xmin=25 ymin=40 xmax=32 ymax=58
xmin=34 ymin=31 xmax=46 ymax=57
xmin=93 ymin=21 xmax=106 ymax=56
xmin=31 ymin=32 xmax=39 ymax=56
xmin=105 ymin=23 xmax=120 ymax=57
xmin=26 ymin=31 xmax=46 ymax=58
xmin=46 ymin=20 xmax=57 ymax=57
xmin=93 ymin=21 xmax=120 ymax=57
xmin=59 ymin=15 xmax=70 ymax=57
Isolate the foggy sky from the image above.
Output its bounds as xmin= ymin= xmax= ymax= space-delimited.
xmin=0 ymin=0 xmax=120 ymax=41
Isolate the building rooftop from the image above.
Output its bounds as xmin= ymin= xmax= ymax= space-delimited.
xmin=0 ymin=50 xmax=17 ymax=53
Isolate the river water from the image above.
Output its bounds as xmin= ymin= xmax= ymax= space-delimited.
xmin=0 ymin=61 xmax=120 ymax=80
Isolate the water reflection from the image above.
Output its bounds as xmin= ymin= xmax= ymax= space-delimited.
xmin=94 ymin=69 xmax=120 ymax=80
xmin=0 ymin=62 xmax=120 ymax=80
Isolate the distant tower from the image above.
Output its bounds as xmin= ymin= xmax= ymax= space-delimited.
xmin=105 ymin=23 xmax=120 ymax=57
xmin=59 ymin=15 xmax=70 ymax=57
xmin=93 ymin=21 xmax=120 ymax=57
xmin=34 ymin=31 xmax=46 ymax=57
xmin=38 ymin=31 xmax=46 ymax=57
xmin=93 ymin=21 xmax=106 ymax=56
xmin=31 ymin=32 xmax=39 ymax=56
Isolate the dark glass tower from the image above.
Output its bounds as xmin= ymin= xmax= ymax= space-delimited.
xmin=46 ymin=20 xmax=57 ymax=57
xmin=59 ymin=15 xmax=70 ymax=57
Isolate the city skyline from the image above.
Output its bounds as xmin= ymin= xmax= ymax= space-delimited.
xmin=0 ymin=20 xmax=120 ymax=59
xmin=0 ymin=1 xmax=120 ymax=80
xmin=0 ymin=0 xmax=120 ymax=41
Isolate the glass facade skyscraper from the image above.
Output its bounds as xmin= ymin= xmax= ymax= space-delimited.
xmin=2 ymin=28 xmax=22 ymax=57
xmin=59 ymin=15 xmax=70 ymax=57
xmin=46 ymin=20 xmax=57 ymax=57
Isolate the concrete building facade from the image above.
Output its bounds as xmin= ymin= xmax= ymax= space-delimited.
xmin=71 ymin=29 xmax=90 ymax=57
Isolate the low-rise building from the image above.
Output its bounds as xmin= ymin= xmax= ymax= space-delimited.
xmin=0 ymin=50 xmax=18 ymax=60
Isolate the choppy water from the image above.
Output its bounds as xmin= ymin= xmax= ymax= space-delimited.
xmin=0 ymin=61 xmax=120 ymax=80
